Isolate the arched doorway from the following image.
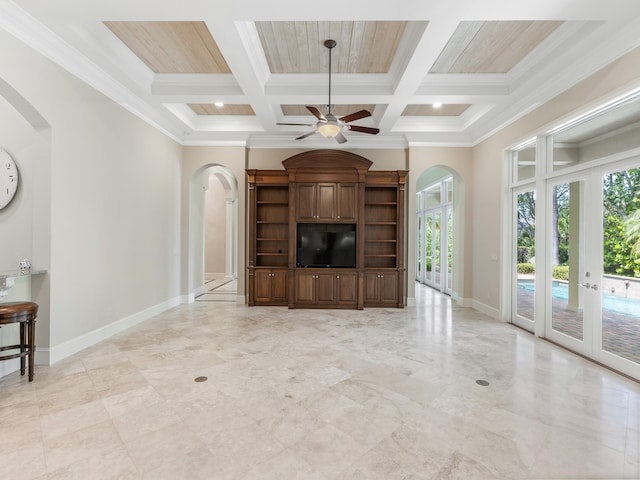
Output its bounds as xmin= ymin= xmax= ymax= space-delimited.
xmin=415 ymin=166 xmax=462 ymax=297
xmin=188 ymin=164 xmax=238 ymax=301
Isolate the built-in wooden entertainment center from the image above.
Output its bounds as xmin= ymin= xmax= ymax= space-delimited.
xmin=247 ymin=150 xmax=406 ymax=309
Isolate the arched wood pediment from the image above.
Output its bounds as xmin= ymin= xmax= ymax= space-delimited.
xmin=282 ymin=150 xmax=373 ymax=172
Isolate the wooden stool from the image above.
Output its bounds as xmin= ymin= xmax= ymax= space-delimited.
xmin=0 ymin=302 xmax=38 ymax=381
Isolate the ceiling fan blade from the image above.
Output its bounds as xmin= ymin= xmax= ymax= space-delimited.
xmin=306 ymin=106 xmax=327 ymax=122
xmin=295 ymin=130 xmax=317 ymax=140
xmin=348 ymin=125 xmax=380 ymax=135
xmin=277 ymin=122 xmax=314 ymax=126
xmin=334 ymin=131 xmax=347 ymax=144
xmin=340 ymin=109 xmax=371 ymax=124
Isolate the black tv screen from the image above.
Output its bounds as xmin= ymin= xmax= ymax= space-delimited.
xmin=297 ymin=224 xmax=356 ymax=268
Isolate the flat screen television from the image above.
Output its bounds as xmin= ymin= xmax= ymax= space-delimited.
xmin=297 ymin=224 xmax=356 ymax=268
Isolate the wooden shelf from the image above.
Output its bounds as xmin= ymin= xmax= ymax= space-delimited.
xmin=364 ymin=184 xmax=399 ymax=274
xmin=254 ymin=184 xmax=289 ymax=272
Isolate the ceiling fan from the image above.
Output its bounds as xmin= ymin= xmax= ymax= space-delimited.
xmin=277 ymin=39 xmax=380 ymax=144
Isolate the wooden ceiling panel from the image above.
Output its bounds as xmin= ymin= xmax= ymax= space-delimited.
xmin=282 ymin=105 xmax=376 ymax=116
xmin=255 ymin=21 xmax=407 ymax=74
xmin=430 ymin=21 xmax=563 ymax=73
xmin=189 ymin=104 xmax=255 ymax=116
xmin=402 ymin=104 xmax=471 ymax=116
xmin=104 ymin=21 xmax=231 ymax=73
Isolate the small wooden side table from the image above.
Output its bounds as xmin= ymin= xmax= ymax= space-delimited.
xmin=0 ymin=302 xmax=38 ymax=381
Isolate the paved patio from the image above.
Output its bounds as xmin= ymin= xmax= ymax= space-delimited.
xmin=516 ymin=286 xmax=640 ymax=364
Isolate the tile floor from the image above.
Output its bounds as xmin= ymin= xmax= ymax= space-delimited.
xmin=1 ymin=284 xmax=640 ymax=479
xmin=195 ymin=278 xmax=239 ymax=303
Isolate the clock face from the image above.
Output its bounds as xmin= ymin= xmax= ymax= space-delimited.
xmin=0 ymin=149 xmax=19 ymax=210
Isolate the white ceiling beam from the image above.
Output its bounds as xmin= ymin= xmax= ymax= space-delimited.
xmin=377 ymin=16 xmax=460 ymax=132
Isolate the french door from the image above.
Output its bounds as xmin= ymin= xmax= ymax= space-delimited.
xmin=512 ymin=188 xmax=536 ymax=331
xmin=545 ymin=160 xmax=640 ymax=379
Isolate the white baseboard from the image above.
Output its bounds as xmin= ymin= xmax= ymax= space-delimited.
xmin=406 ymin=296 xmax=416 ymax=307
xmin=236 ymin=295 xmax=246 ymax=304
xmin=469 ymin=299 xmax=499 ymax=320
xmin=194 ymin=285 xmax=208 ymax=297
xmin=44 ymin=295 xmax=183 ymax=366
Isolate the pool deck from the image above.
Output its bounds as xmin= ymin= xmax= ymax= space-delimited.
xmin=516 ymin=283 xmax=640 ymax=364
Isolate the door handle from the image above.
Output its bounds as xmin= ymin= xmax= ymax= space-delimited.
xmin=579 ymin=282 xmax=599 ymax=290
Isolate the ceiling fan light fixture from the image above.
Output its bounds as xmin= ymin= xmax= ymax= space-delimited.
xmin=318 ymin=122 xmax=342 ymax=138
xmin=276 ymin=39 xmax=378 ymax=143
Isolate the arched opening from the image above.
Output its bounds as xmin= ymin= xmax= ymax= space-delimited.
xmin=188 ymin=164 xmax=238 ymax=302
xmin=414 ymin=166 xmax=464 ymax=302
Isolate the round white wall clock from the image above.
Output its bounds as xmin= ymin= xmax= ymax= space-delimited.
xmin=0 ymin=149 xmax=19 ymax=210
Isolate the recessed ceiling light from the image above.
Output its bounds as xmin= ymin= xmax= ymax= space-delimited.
xmin=214 ymin=101 xmax=224 ymax=107
xmin=432 ymin=102 xmax=443 ymax=109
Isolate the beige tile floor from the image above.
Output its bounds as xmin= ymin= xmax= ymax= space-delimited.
xmin=1 ymin=284 xmax=640 ymax=479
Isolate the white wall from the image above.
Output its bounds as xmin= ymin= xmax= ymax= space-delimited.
xmin=0 ymin=29 xmax=183 ymax=364
xmin=246 ymin=147 xmax=407 ymax=170
xmin=0 ymin=95 xmax=37 ymax=268
xmin=204 ymin=176 xmax=227 ymax=277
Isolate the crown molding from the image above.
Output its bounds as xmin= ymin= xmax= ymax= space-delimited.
xmin=469 ymin=16 xmax=640 ymax=146
xmin=247 ymin=133 xmax=408 ymax=149
xmin=0 ymin=1 xmax=184 ymax=143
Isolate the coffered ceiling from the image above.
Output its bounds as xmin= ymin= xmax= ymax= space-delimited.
xmin=2 ymin=0 xmax=640 ymax=148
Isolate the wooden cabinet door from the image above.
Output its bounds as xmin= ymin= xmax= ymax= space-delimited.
xmin=296 ymin=183 xmax=353 ymax=222
xmin=295 ymin=271 xmax=316 ymax=304
xmin=255 ymin=269 xmax=288 ymax=304
xmin=336 ymin=272 xmax=358 ymax=305
xmin=271 ymin=270 xmax=289 ymax=302
xmin=364 ymin=271 xmax=380 ymax=303
xmin=337 ymin=184 xmax=357 ymax=222
xmin=255 ymin=270 xmax=273 ymax=303
xmin=316 ymin=184 xmax=336 ymax=220
xmin=297 ymin=184 xmax=317 ymax=221
xmin=315 ymin=272 xmax=336 ymax=305
xmin=380 ymin=271 xmax=399 ymax=304
xmin=364 ymin=271 xmax=399 ymax=305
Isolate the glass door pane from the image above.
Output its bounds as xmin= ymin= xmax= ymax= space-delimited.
xmin=434 ymin=212 xmax=441 ymax=288
xmin=600 ymin=167 xmax=640 ymax=365
xmin=515 ymin=190 xmax=536 ymax=326
xmin=445 ymin=206 xmax=453 ymax=294
xmin=416 ymin=214 xmax=423 ymax=282
xmin=425 ymin=214 xmax=433 ymax=282
xmin=549 ymin=181 xmax=585 ymax=342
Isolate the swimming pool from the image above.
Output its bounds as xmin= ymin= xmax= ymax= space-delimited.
xmin=518 ymin=279 xmax=640 ymax=317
